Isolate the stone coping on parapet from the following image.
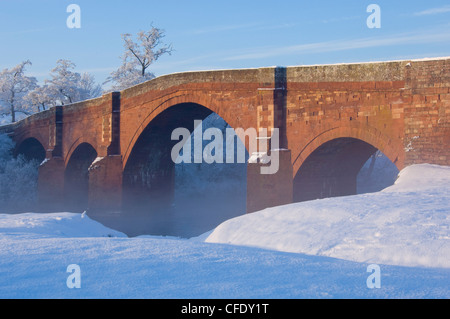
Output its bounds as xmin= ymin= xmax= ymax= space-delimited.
xmin=2 ymin=56 xmax=449 ymax=131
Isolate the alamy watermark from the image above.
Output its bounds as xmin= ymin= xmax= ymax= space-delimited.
xmin=66 ymin=264 xmax=81 ymax=289
xmin=367 ymin=4 xmax=381 ymax=29
xmin=171 ymin=120 xmax=280 ymax=175
xmin=366 ymin=264 xmax=381 ymax=289
xmin=66 ymin=4 xmax=81 ymax=29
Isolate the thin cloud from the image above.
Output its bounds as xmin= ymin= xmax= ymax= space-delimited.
xmin=252 ymin=23 xmax=298 ymax=31
xmin=321 ymin=15 xmax=361 ymax=24
xmin=413 ymin=5 xmax=450 ymax=16
xmin=0 ymin=27 xmax=55 ymax=36
xmin=224 ymin=28 xmax=450 ymax=61
xmin=189 ymin=23 xmax=260 ymax=35
xmin=187 ymin=22 xmax=297 ymax=35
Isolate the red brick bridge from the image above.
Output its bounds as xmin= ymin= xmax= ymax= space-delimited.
xmin=2 ymin=58 xmax=449 ymax=235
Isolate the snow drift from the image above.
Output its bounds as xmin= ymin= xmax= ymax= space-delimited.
xmin=0 ymin=164 xmax=448 ymax=298
xmin=0 ymin=212 xmax=126 ymax=239
xmin=206 ymin=164 xmax=450 ymax=268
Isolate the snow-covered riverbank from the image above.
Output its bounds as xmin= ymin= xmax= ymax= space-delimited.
xmin=0 ymin=164 xmax=448 ymax=298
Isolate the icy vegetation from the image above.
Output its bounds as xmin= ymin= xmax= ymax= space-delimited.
xmin=174 ymin=113 xmax=247 ymax=197
xmin=357 ymin=150 xmax=399 ymax=194
xmin=170 ymin=113 xmax=247 ymax=237
xmin=0 ymin=134 xmax=39 ymax=212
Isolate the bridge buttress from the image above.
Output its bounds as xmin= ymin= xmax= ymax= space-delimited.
xmin=37 ymin=157 xmax=65 ymax=212
xmin=88 ymin=155 xmax=123 ymax=213
xmin=36 ymin=105 xmax=65 ymax=211
xmin=88 ymin=92 xmax=123 ymax=213
xmin=246 ymin=67 xmax=292 ymax=213
xmin=247 ymin=149 xmax=293 ymax=213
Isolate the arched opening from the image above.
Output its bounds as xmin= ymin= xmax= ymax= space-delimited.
xmin=121 ymin=103 xmax=248 ymax=237
xmin=15 ymin=138 xmax=46 ymax=163
xmin=64 ymin=143 xmax=97 ymax=212
xmin=357 ymin=150 xmax=400 ymax=194
xmin=293 ymin=137 xmax=399 ymax=202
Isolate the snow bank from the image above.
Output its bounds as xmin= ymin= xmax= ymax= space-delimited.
xmin=0 ymin=165 xmax=448 ymax=298
xmin=383 ymin=163 xmax=450 ymax=193
xmin=0 ymin=212 xmax=126 ymax=239
xmin=206 ymin=164 xmax=450 ymax=268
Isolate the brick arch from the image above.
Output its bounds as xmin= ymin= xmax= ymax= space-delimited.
xmin=122 ymin=93 xmax=249 ymax=169
xmin=14 ymin=136 xmax=47 ymax=163
xmin=63 ymin=141 xmax=98 ymax=212
xmin=14 ymin=133 xmax=48 ymax=157
xmin=291 ymin=124 xmax=404 ymax=178
xmin=64 ymin=137 xmax=99 ymax=168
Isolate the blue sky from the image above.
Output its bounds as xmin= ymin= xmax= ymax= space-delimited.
xmin=1 ymin=0 xmax=450 ymax=86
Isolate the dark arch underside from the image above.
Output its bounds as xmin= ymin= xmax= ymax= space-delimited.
xmin=15 ymin=138 xmax=46 ymax=163
xmin=119 ymin=103 xmax=248 ymax=237
xmin=64 ymin=143 xmax=98 ymax=212
xmin=293 ymin=137 xmax=378 ymax=202
xmin=123 ymin=103 xmax=213 ymax=209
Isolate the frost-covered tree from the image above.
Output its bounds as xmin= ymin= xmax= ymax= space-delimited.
xmin=105 ymin=25 xmax=172 ymax=91
xmin=78 ymin=72 xmax=103 ymax=101
xmin=0 ymin=60 xmax=103 ymax=124
xmin=0 ymin=60 xmax=37 ymax=122
xmin=0 ymin=133 xmax=14 ymax=162
xmin=45 ymin=59 xmax=102 ymax=106
xmin=46 ymin=59 xmax=80 ymax=105
xmin=0 ymin=133 xmax=40 ymax=212
xmin=24 ymin=84 xmax=56 ymax=112
xmin=357 ymin=150 xmax=399 ymax=194
xmin=174 ymin=113 xmax=248 ymax=195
